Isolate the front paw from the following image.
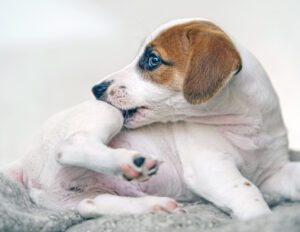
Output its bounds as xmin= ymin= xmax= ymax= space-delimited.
xmin=120 ymin=154 xmax=161 ymax=182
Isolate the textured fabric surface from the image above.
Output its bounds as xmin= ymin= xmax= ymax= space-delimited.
xmin=1 ymin=172 xmax=300 ymax=232
xmin=0 ymin=174 xmax=83 ymax=232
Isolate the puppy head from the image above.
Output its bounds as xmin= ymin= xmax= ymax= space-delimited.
xmin=139 ymin=20 xmax=242 ymax=104
xmin=94 ymin=19 xmax=242 ymax=127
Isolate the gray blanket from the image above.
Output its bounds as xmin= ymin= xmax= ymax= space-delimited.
xmin=1 ymin=173 xmax=300 ymax=232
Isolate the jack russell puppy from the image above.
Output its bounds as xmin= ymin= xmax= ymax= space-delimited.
xmin=2 ymin=18 xmax=298 ymax=220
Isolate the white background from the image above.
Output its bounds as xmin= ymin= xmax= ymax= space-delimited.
xmin=0 ymin=0 xmax=299 ymax=164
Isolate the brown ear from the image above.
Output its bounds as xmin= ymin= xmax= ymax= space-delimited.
xmin=183 ymin=27 xmax=242 ymax=104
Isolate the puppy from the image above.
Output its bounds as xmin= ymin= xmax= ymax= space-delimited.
xmin=3 ymin=18 xmax=299 ymax=220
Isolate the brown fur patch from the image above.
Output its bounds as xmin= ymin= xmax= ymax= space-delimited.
xmin=244 ymin=181 xmax=252 ymax=186
xmin=139 ymin=21 xmax=242 ymax=103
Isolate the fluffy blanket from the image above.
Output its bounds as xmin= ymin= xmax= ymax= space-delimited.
xmin=1 ymin=172 xmax=300 ymax=232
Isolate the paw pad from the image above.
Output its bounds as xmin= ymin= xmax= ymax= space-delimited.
xmin=121 ymin=156 xmax=160 ymax=182
xmin=133 ymin=157 xmax=145 ymax=167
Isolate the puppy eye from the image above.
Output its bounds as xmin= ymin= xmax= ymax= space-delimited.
xmin=148 ymin=54 xmax=161 ymax=70
xmin=139 ymin=51 xmax=162 ymax=71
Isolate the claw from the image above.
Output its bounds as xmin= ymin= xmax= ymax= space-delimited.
xmin=122 ymin=174 xmax=133 ymax=181
xmin=148 ymin=168 xmax=158 ymax=176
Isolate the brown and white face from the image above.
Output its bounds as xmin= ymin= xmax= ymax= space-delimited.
xmin=92 ymin=18 xmax=242 ymax=128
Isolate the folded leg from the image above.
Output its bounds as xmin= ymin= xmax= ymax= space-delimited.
xmin=56 ymin=132 xmax=159 ymax=181
xmin=77 ymin=194 xmax=178 ymax=218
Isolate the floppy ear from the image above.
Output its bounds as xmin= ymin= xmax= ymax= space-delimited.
xmin=183 ymin=29 xmax=242 ymax=104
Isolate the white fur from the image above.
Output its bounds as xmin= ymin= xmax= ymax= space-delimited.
xmin=2 ymin=18 xmax=299 ymax=220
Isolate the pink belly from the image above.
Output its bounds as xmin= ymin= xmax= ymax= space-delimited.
xmin=107 ymin=129 xmax=197 ymax=201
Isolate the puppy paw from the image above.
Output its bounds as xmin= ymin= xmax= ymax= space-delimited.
xmin=147 ymin=197 xmax=178 ymax=213
xmin=120 ymin=154 xmax=161 ymax=182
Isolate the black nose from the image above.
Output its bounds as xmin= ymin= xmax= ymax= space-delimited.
xmin=92 ymin=81 xmax=111 ymax=99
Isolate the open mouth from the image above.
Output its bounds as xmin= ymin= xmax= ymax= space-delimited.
xmin=122 ymin=107 xmax=139 ymax=119
xmin=121 ymin=106 xmax=148 ymax=120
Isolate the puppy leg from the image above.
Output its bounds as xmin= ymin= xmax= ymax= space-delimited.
xmin=181 ymin=150 xmax=270 ymax=220
xmin=77 ymin=194 xmax=178 ymax=218
xmin=260 ymin=162 xmax=300 ymax=201
xmin=56 ymin=132 xmax=159 ymax=181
